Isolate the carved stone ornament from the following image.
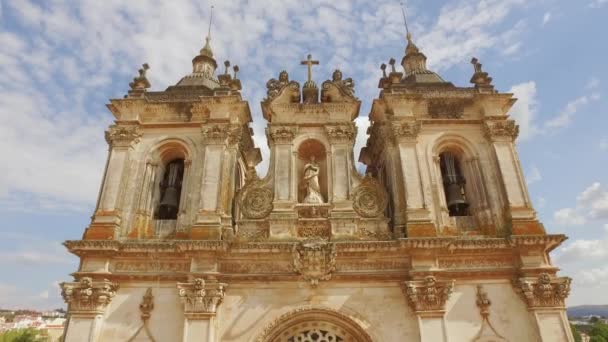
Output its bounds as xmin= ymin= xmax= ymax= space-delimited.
xmin=60 ymin=277 xmax=119 ymax=315
xmin=265 ymin=70 xmax=300 ymax=102
xmin=239 ymin=173 xmax=274 ymax=219
xmin=484 ymin=120 xmax=519 ymax=140
xmin=125 ymin=288 xmax=157 ymax=342
xmin=105 ymin=124 xmax=142 ymax=147
xmin=352 ymin=174 xmax=388 ymax=218
xmin=201 ymin=124 xmax=242 ymax=145
xmin=267 ymin=126 xmax=297 ymax=144
xmin=392 ymin=120 xmax=421 ymax=141
xmin=473 ymin=285 xmax=507 ymax=342
xmin=403 ymin=276 xmax=454 ymax=313
xmin=177 ymin=278 xmax=227 ymax=318
xmin=515 ymin=273 xmax=571 ymax=308
xmin=292 ymin=240 xmax=337 ymax=286
xmin=321 ymin=69 xmax=357 ymax=103
xmin=326 ymin=124 xmax=356 ymax=143
xmin=428 ymin=99 xmax=467 ymax=119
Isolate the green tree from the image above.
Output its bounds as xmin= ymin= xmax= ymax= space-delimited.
xmin=0 ymin=328 xmax=41 ymax=342
xmin=591 ymin=322 xmax=608 ymax=339
xmin=572 ymin=324 xmax=583 ymax=342
xmin=590 ymin=336 xmax=607 ymax=342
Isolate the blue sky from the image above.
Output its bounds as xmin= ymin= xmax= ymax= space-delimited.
xmin=0 ymin=0 xmax=606 ymax=309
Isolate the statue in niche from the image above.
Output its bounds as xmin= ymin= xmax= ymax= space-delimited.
xmin=302 ymin=156 xmax=324 ymax=204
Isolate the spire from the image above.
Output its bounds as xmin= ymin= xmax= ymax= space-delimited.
xmin=191 ymin=6 xmax=217 ymax=77
xmin=200 ymin=6 xmax=214 ymax=58
xmin=399 ymin=2 xmax=428 ymax=76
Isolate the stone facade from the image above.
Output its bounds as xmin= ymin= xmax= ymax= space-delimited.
xmin=60 ymin=31 xmax=573 ymax=342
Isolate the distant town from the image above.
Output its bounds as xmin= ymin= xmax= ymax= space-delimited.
xmin=0 ymin=308 xmax=66 ymax=341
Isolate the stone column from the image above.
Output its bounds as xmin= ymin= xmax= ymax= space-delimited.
xmin=326 ymin=124 xmax=355 ymax=202
xmin=403 ymin=276 xmax=454 ymax=342
xmin=485 ymin=120 xmax=544 ymax=235
xmin=85 ymin=124 xmax=141 ymax=240
xmin=515 ymin=273 xmax=573 ymax=342
xmin=129 ymin=160 xmax=158 ymax=239
xmin=176 ymin=159 xmax=192 ymax=238
xmin=60 ymin=277 xmax=119 ymax=342
xmin=177 ymin=278 xmax=227 ymax=342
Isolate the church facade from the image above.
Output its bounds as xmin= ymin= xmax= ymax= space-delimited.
xmin=60 ymin=31 xmax=574 ymax=342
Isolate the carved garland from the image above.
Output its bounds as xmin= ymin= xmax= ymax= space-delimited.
xmin=352 ymin=174 xmax=388 ymax=218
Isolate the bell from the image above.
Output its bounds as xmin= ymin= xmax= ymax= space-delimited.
xmin=445 ymin=182 xmax=469 ymax=216
xmin=158 ymin=186 xmax=179 ymax=219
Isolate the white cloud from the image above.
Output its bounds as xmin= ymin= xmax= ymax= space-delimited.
xmin=554 ymin=207 xmax=586 ymax=225
xmin=545 ymin=93 xmax=600 ymax=129
xmin=526 ymin=165 xmax=542 ymax=185
xmin=600 ymin=137 xmax=608 ymax=151
xmin=542 ymin=12 xmax=551 ymax=26
xmin=508 ymin=81 xmax=539 ymax=141
xmin=586 ymin=77 xmax=600 ymax=90
xmin=554 ymin=182 xmax=608 ymax=225
xmin=589 ymin=0 xmax=608 ymax=8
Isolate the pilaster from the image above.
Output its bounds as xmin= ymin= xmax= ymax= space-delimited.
xmin=85 ymin=124 xmax=141 ymax=240
xmin=403 ymin=276 xmax=454 ymax=342
xmin=177 ymin=278 xmax=227 ymax=342
xmin=514 ymin=273 xmax=573 ymax=342
xmin=60 ymin=277 xmax=119 ymax=342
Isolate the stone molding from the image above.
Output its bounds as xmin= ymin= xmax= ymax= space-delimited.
xmin=515 ymin=273 xmax=571 ymax=309
xmin=60 ymin=277 xmax=119 ymax=316
xmin=403 ymin=276 xmax=454 ymax=314
xmin=484 ymin=120 xmax=519 ymax=141
xmin=177 ymin=278 xmax=227 ymax=318
xmin=428 ymin=98 xmax=470 ymax=119
xmin=473 ymin=285 xmax=507 ymax=341
xmin=105 ymin=124 xmax=142 ymax=148
xmin=292 ymin=240 xmax=337 ymax=286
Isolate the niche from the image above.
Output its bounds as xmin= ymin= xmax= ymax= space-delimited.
xmin=297 ymin=139 xmax=328 ymax=204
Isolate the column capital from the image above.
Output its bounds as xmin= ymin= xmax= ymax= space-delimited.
xmin=325 ymin=123 xmax=356 ymax=143
xmin=403 ymin=276 xmax=454 ymax=316
xmin=392 ymin=120 xmax=421 ymax=142
xmin=266 ymin=125 xmax=297 ymax=145
xmin=60 ymin=277 xmax=119 ymax=317
xmin=484 ymin=120 xmax=519 ymax=141
xmin=515 ymin=273 xmax=571 ymax=309
xmin=177 ymin=278 xmax=227 ymax=319
xmin=105 ymin=124 xmax=142 ymax=148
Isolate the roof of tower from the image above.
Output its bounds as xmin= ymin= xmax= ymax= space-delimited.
xmin=400 ymin=33 xmax=447 ymax=85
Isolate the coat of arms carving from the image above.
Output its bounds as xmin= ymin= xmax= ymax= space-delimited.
xmin=292 ymin=241 xmax=337 ymax=286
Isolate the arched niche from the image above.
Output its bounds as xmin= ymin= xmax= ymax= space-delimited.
xmin=297 ymin=139 xmax=328 ymax=204
xmin=253 ymin=307 xmax=375 ymax=342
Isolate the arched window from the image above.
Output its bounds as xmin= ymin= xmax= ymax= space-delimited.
xmin=439 ymin=151 xmax=469 ymax=217
xmin=156 ymin=158 xmax=185 ymax=220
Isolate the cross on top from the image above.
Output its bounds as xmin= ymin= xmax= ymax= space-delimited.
xmin=300 ymin=54 xmax=319 ymax=83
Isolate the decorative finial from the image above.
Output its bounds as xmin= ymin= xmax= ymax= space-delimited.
xmin=129 ymin=63 xmax=151 ymax=93
xmin=400 ymin=2 xmax=412 ymax=42
xmin=471 ymin=57 xmax=482 ymax=73
xmin=300 ymin=54 xmax=320 ymax=83
xmin=233 ymin=65 xmax=239 ymax=79
xmin=389 ymin=58 xmax=396 ymax=73
xmin=380 ymin=63 xmax=387 ymax=78
xmin=469 ymin=56 xmax=494 ymax=91
xmin=224 ymin=60 xmax=230 ymax=75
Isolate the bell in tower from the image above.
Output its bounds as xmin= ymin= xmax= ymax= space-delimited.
xmin=439 ymin=152 xmax=469 ymax=216
xmin=157 ymin=159 xmax=184 ymax=220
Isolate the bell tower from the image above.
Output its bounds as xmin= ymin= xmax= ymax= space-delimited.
xmin=361 ymin=32 xmax=540 ymax=238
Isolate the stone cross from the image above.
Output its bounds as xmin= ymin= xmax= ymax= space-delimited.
xmin=300 ymin=54 xmax=319 ymax=83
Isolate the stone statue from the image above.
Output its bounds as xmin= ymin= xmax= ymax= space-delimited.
xmin=302 ymin=156 xmax=324 ymax=203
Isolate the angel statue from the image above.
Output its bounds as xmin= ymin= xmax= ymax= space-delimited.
xmin=302 ymin=156 xmax=324 ymax=204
